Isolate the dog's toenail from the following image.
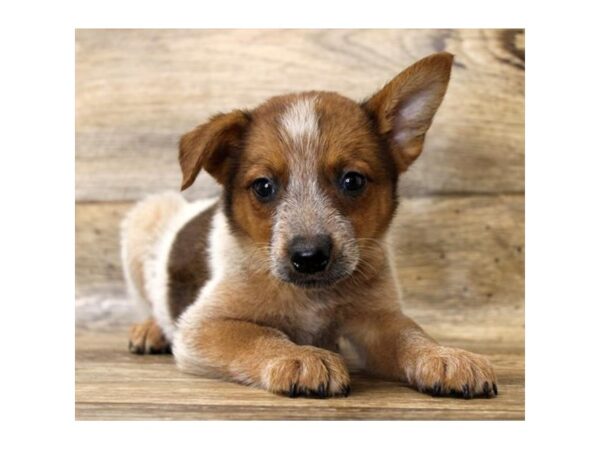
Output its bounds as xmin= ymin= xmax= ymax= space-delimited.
xmin=483 ymin=381 xmax=490 ymax=396
xmin=289 ymin=383 xmax=299 ymax=398
xmin=317 ymin=383 xmax=327 ymax=398
xmin=462 ymin=384 xmax=473 ymax=399
xmin=128 ymin=341 xmax=144 ymax=355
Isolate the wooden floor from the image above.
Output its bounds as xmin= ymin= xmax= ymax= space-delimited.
xmin=75 ymin=328 xmax=524 ymax=420
xmin=75 ymin=30 xmax=524 ymax=421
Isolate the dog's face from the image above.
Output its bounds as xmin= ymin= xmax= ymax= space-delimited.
xmin=227 ymin=92 xmax=398 ymax=288
xmin=179 ymin=53 xmax=453 ymax=288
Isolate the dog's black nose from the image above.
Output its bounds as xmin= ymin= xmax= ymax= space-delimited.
xmin=289 ymin=235 xmax=332 ymax=274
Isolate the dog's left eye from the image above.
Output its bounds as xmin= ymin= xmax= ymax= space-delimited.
xmin=251 ymin=178 xmax=277 ymax=201
xmin=340 ymin=172 xmax=366 ymax=194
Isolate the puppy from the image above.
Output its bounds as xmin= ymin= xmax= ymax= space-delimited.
xmin=122 ymin=52 xmax=497 ymax=399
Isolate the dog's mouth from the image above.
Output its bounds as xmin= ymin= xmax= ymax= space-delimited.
xmin=284 ymin=275 xmax=343 ymax=289
xmin=275 ymin=265 xmax=353 ymax=289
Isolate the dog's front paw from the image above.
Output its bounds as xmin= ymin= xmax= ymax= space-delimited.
xmin=406 ymin=346 xmax=498 ymax=399
xmin=261 ymin=347 xmax=351 ymax=398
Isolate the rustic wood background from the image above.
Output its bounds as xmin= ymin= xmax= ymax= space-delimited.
xmin=75 ymin=29 xmax=524 ymax=419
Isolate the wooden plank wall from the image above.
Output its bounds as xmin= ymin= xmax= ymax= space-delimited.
xmin=75 ymin=29 xmax=524 ymax=344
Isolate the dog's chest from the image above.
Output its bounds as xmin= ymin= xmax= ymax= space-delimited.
xmin=273 ymin=302 xmax=339 ymax=349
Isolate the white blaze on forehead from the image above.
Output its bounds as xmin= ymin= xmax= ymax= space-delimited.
xmin=271 ymin=95 xmax=360 ymax=278
xmin=275 ymin=95 xmax=328 ymax=236
xmin=280 ymin=96 xmax=319 ymax=149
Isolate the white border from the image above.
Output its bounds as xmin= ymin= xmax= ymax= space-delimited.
xmin=3 ymin=0 xmax=600 ymax=448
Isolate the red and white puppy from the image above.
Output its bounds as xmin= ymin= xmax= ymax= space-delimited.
xmin=122 ymin=52 xmax=497 ymax=399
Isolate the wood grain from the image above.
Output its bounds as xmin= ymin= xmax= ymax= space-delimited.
xmin=75 ymin=328 xmax=524 ymax=420
xmin=75 ymin=195 xmax=524 ymax=344
xmin=76 ymin=29 xmax=524 ymax=201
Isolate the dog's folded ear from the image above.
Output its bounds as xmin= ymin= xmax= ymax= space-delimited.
xmin=179 ymin=110 xmax=251 ymax=190
xmin=362 ymin=52 xmax=453 ymax=173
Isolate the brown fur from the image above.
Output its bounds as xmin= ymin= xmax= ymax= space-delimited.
xmin=179 ymin=110 xmax=251 ymax=188
xmin=121 ymin=192 xmax=186 ymax=302
xmin=362 ymin=52 xmax=453 ymax=172
xmin=167 ymin=203 xmax=218 ymax=321
xmin=127 ymin=52 xmax=497 ymax=399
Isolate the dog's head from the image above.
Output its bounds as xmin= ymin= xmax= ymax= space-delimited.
xmin=179 ymin=53 xmax=453 ymax=288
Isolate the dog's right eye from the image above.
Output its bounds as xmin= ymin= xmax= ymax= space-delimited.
xmin=340 ymin=171 xmax=367 ymax=195
xmin=251 ymin=178 xmax=277 ymax=201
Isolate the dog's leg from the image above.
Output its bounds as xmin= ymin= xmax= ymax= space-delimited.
xmin=129 ymin=318 xmax=171 ymax=355
xmin=173 ymin=318 xmax=351 ymax=398
xmin=343 ymin=306 xmax=497 ymax=399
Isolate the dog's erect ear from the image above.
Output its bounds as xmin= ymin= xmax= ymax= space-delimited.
xmin=362 ymin=52 xmax=453 ymax=172
xmin=179 ymin=110 xmax=251 ymax=189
